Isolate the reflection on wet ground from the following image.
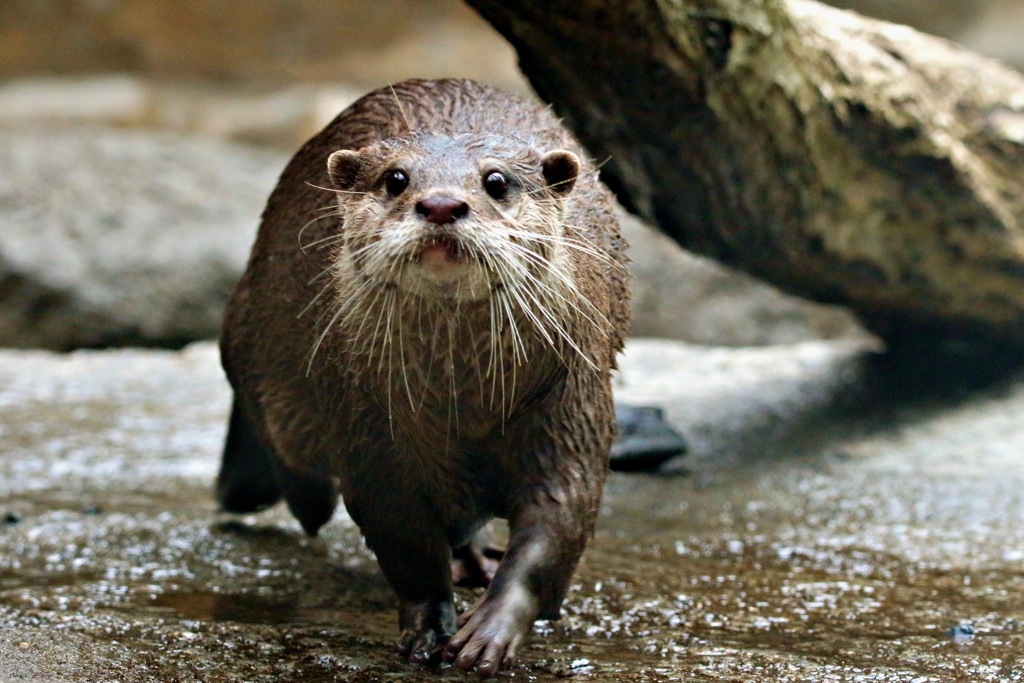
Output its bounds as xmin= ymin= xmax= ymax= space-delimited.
xmin=1 ymin=341 xmax=1023 ymax=681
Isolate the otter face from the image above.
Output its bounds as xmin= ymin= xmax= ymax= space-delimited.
xmin=326 ymin=132 xmax=580 ymax=303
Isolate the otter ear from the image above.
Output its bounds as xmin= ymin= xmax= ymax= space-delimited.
xmin=541 ymin=150 xmax=580 ymax=197
xmin=327 ymin=150 xmax=362 ymax=190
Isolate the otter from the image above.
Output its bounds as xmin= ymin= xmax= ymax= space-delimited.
xmin=215 ymin=78 xmax=630 ymax=676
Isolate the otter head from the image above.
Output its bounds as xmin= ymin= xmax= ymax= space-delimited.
xmin=326 ymin=132 xmax=580 ymax=303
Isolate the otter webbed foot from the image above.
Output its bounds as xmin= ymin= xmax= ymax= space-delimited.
xmin=442 ymin=586 xmax=537 ymax=678
xmin=396 ymin=599 xmax=457 ymax=665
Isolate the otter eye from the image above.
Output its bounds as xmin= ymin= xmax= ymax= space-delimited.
xmin=483 ymin=171 xmax=510 ymax=200
xmin=383 ymin=169 xmax=409 ymax=197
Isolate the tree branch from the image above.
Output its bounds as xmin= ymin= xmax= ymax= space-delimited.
xmin=466 ymin=0 xmax=1024 ymax=346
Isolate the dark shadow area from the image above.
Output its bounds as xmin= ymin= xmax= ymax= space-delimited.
xmin=149 ymin=590 xmax=305 ymax=625
xmin=865 ymin=337 xmax=1024 ymax=404
xmin=211 ymin=518 xmax=309 ymax=542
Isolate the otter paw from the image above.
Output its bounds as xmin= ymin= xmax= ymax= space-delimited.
xmin=396 ymin=599 xmax=456 ymax=665
xmin=396 ymin=626 xmax=447 ymax=665
xmin=442 ymin=588 xmax=537 ymax=678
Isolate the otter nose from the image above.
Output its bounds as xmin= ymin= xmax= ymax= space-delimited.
xmin=415 ymin=195 xmax=470 ymax=225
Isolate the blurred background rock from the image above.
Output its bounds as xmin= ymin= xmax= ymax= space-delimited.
xmin=1 ymin=0 xmax=1019 ymax=350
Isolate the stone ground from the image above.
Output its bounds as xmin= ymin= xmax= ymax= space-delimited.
xmin=1 ymin=340 xmax=1022 ymax=682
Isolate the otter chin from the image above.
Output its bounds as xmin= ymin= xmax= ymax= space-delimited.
xmin=215 ymin=79 xmax=630 ymax=678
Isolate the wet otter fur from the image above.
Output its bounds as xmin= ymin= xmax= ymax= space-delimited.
xmin=216 ymin=78 xmax=630 ymax=676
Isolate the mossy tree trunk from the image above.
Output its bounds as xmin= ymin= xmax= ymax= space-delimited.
xmin=467 ymin=0 xmax=1024 ymax=346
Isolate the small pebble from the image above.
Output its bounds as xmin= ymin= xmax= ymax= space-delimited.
xmin=947 ymin=623 xmax=975 ymax=642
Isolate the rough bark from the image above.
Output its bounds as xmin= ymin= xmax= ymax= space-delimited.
xmin=466 ymin=0 xmax=1024 ymax=346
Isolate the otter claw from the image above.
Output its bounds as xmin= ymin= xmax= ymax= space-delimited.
xmin=396 ymin=627 xmax=447 ymax=664
xmin=396 ymin=599 xmax=456 ymax=664
xmin=442 ymin=590 xmax=534 ymax=677
xmin=444 ymin=637 xmax=512 ymax=679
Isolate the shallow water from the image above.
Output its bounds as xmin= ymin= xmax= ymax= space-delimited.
xmin=1 ymin=342 xmax=1022 ymax=681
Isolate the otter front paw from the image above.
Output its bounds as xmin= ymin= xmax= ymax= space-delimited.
xmin=396 ymin=599 xmax=457 ymax=665
xmin=442 ymin=585 xmax=538 ymax=678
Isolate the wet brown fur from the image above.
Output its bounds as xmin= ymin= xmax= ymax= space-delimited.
xmin=217 ymin=79 xmax=630 ymax=676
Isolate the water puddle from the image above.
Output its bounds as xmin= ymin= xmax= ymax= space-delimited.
xmin=147 ymin=590 xmax=307 ymax=625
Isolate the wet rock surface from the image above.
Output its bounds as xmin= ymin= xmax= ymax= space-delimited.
xmin=622 ymin=216 xmax=864 ymax=345
xmin=0 ymin=126 xmax=282 ymax=350
xmin=2 ymin=341 xmax=1023 ymax=681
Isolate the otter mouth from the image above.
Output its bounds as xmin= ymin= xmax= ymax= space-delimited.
xmin=418 ymin=235 xmax=465 ymax=266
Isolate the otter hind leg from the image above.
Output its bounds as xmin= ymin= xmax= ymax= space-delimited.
xmin=217 ymin=397 xmax=339 ymax=536
xmin=216 ymin=398 xmax=282 ymax=513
